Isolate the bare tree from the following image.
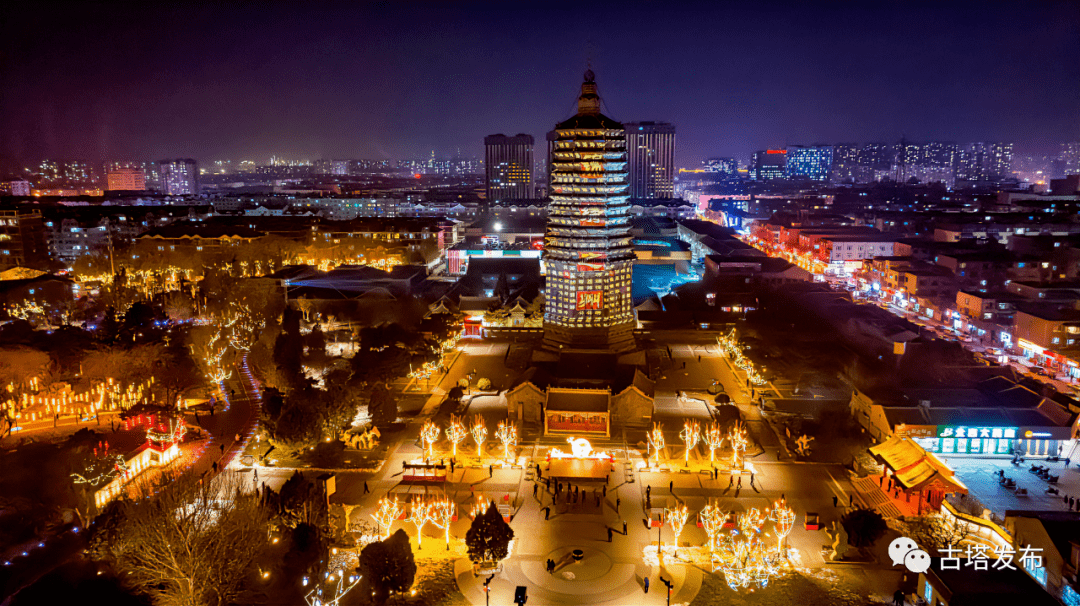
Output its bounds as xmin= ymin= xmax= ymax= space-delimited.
xmin=91 ymin=471 xmax=270 ymax=606
xmin=904 ymin=512 xmax=970 ymax=551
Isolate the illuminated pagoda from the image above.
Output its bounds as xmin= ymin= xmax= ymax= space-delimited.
xmin=541 ymin=69 xmax=636 ymax=353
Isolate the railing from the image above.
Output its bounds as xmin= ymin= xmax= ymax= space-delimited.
xmin=940 ymin=500 xmax=1012 ymax=551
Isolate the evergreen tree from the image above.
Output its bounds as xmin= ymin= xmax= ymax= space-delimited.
xmin=358 ymin=529 xmax=416 ymax=606
xmin=465 ymin=501 xmax=514 ymax=564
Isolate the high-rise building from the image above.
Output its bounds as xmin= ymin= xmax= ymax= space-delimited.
xmin=106 ymin=167 xmax=147 ymax=191
xmin=895 ymin=140 xmax=956 ymax=185
xmin=1059 ymin=143 xmax=1080 ymax=176
xmin=158 ymin=159 xmax=199 ymax=195
xmin=37 ymin=160 xmax=92 ymax=186
xmin=484 ymin=134 xmax=535 ymax=201
xmin=0 ymin=209 xmax=48 ymax=269
xmin=624 ymin=121 xmax=675 ymax=199
xmin=786 ymin=145 xmax=833 ymax=181
xmin=546 ymin=130 xmax=559 ymax=194
xmin=751 ymin=150 xmax=787 ymax=181
xmin=830 ymin=144 xmax=860 ymax=183
xmin=955 ymin=143 xmax=1013 ymax=183
xmin=703 ymin=158 xmax=738 ymax=174
xmin=542 ymin=70 xmax=635 ymax=352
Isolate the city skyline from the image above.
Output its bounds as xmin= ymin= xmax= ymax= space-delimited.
xmin=1 ymin=1 xmax=1077 ymax=168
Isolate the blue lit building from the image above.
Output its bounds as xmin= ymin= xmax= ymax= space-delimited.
xmin=785 ymin=145 xmax=833 ymax=181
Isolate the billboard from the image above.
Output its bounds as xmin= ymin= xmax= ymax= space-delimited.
xmin=576 ymin=290 xmax=603 ymax=310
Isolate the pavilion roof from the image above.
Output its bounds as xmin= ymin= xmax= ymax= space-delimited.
xmin=869 ymin=436 xmax=968 ymax=494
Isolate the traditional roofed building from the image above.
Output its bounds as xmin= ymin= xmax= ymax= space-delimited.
xmin=542 ymin=70 xmax=636 ymax=353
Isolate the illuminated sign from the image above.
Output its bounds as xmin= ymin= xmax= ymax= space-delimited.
xmin=579 ymin=251 xmax=606 ymax=260
xmin=1018 ymin=338 xmax=1045 ymax=354
xmin=896 ymin=424 xmax=936 ymax=438
xmin=576 ymin=290 xmax=603 ymax=310
xmin=938 ymin=426 xmax=1016 ymax=439
xmin=581 ymin=219 xmax=606 ymax=227
xmin=766 ymin=149 xmax=787 ymax=154
xmin=577 ymin=263 xmax=604 ymax=272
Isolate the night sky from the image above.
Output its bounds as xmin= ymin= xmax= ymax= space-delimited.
xmin=2 ymin=1 xmax=1078 ymax=166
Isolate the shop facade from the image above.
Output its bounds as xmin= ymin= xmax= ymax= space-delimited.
xmin=898 ymin=423 xmax=1074 ymax=458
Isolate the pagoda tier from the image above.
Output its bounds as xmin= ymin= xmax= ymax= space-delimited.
xmin=542 ymin=71 xmax=636 ymax=353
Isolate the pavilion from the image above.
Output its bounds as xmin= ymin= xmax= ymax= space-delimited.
xmin=870 ymin=435 xmax=969 ymax=514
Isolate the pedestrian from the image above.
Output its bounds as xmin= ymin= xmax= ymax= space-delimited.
xmin=750 ymin=472 xmax=755 ymax=484
xmin=489 ymin=464 xmax=493 ymax=478
xmin=849 ymin=494 xmax=854 ymax=506
xmin=893 ymin=589 xmax=905 ymax=606
xmin=879 ymin=475 xmax=884 ymax=487
xmin=646 ymin=485 xmax=651 ymax=498
xmin=623 ymin=521 xmax=628 ymax=535
xmin=603 ymin=485 xmax=607 ymax=497
xmin=231 ymin=388 xmax=235 ymax=399
xmin=1071 ymin=496 xmax=1076 ymax=508
xmin=737 ymin=476 xmax=742 ymax=488
xmin=644 ymin=577 xmax=649 ymax=594
xmin=254 ymin=468 xmax=258 ymax=481
xmin=698 ymin=355 xmax=702 ymax=362
xmin=545 ymin=507 xmax=551 ymax=520
xmin=669 ymin=480 xmax=673 ymax=493
xmin=537 ymin=466 xmax=542 ymax=480
xmin=646 ymin=495 xmax=651 ymax=509
xmin=728 ymin=475 xmax=734 ymax=488
xmin=616 ymin=496 xmax=621 ymax=511
xmin=450 ymin=459 xmax=455 ymax=473
xmin=212 ymin=461 xmax=218 ymax=473
xmin=607 ymin=527 xmax=613 ymax=542
xmin=1067 ymin=457 xmax=1072 ymax=468
xmin=547 ymin=559 xmax=552 ymax=573
xmin=363 ymin=481 xmax=370 ymax=494
xmin=534 ymin=483 xmax=538 ymax=497
xmin=833 ymin=496 xmax=839 ymax=507
xmin=219 ymin=443 xmax=225 ymax=455
xmin=595 ymin=493 xmax=600 ymax=507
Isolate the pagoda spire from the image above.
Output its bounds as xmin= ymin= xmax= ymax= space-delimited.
xmin=577 ymin=69 xmax=601 ymax=115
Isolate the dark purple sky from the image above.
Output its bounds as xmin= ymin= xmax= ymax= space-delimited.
xmin=2 ymin=1 xmax=1078 ymax=167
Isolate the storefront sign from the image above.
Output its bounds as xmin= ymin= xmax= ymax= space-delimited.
xmin=1020 ymin=426 xmax=1072 ymax=440
xmin=896 ymin=424 xmax=937 ymax=438
xmin=938 ymin=426 xmax=1016 ymax=439
xmin=1018 ymin=339 xmax=1045 ymax=354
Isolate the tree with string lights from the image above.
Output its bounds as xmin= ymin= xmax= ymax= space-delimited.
xmin=702 ymin=422 xmax=725 ymax=464
xmin=648 ymin=422 xmax=665 ymax=467
xmin=420 ymin=421 xmax=440 ymax=463
xmin=665 ymin=501 xmax=689 ymax=554
xmin=728 ymin=420 xmax=749 ymax=471
xmin=470 ymin=415 xmax=487 ymax=461
xmin=431 ymin=496 xmax=457 ymax=551
xmin=445 ymin=414 xmax=467 ymax=458
xmin=495 ymin=420 xmax=517 ymax=464
xmin=679 ymin=419 xmax=700 ymax=467
xmin=371 ymin=496 xmax=402 ymax=540
xmin=406 ymin=497 xmax=437 ymax=549
xmin=699 ymin=500 xmax=729 ymax=555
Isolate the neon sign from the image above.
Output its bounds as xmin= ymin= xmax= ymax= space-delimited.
xmin=577 ymin=290 xmax=603 ymax=310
